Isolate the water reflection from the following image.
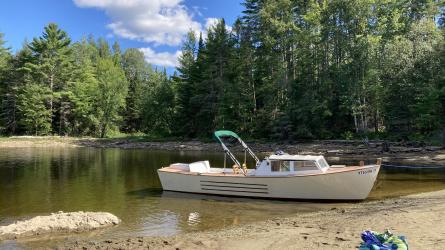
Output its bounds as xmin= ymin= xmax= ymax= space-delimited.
xmin=0 ymin=147 xmax=444 ymax=244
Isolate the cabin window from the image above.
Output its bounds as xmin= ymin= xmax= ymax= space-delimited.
xmin=271 ymin=161 xmax=291 ymax=172
xmin=317 ymin=158 xmax=329 ymax=169
xmin=293 ymin=161 xmax=318 ymax=171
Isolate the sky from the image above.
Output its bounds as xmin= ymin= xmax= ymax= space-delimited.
xmin=0 ymin=0 xmax=244 ymax=71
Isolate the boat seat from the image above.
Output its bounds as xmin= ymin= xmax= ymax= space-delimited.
xmin=189 ymin=161 xmax=210 ymax=173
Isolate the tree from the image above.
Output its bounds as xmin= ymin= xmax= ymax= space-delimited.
xmin=121 ymin=48 xmax=152 ymax=133
xmin=1 ymin=41 xmax=32 ymax=134
xmin=0 ymin=33 xmax=12 ymax=132
xmin=192 ymin=19 xmax=237 ymax=136
xmin=141 ymin=70 xmax=175 ymax=135
xmin=0 ymin=33 xmax=10 ymax=78
xmin=17 ymin=83 xmax=52 ymax=135
xmin=95 ymin=57 xmax=127 ymax=138
xmin=173 ymin=31 xmax=197 ymax=136
xmin=69 ymin=39 xmax=100 ymax=135
xmin=27 ymin=23 xmax=72 ymax=134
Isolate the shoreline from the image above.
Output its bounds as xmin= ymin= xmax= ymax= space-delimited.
xmin=1 ymin=136 xmax=444 ymax=249
xmin=57 ymin=189 xmax=445 ymax=249
xmin=0 ymin=136 xmax=444 ymax=167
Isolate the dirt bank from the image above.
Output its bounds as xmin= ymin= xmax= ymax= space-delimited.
xmin=1 ymin=136 xmax=444 ymax=166
xmin=0 ymin=211 xmax=120 ymax=240
xmin=60 ymin=190 xmax=445 ymax=250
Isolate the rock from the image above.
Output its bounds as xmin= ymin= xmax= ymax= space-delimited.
xmin=0 ymin=211 xmax=120 ymax=239
xmin=335 ymin=237 xmax=349 ymax=241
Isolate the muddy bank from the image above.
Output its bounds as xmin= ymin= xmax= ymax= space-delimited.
xmin=0 ymin=136 xmax=444 ymax=166
xmin=0 ymin=211 xmax=120 ymax=240
xmin=59 ymin=190 xmax=445 ymax=250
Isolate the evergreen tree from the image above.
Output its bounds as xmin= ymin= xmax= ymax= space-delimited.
xmin=1 ymin=41 xmax=32 ymax=134
xmin=173 ymin=31 xmax=197 ymax=136
xmin=17 ymin=83 xmax=52 ymax=135
xmin=121 ymin=48 xmax=151 ymax=132
xmin=0 ymin=33 xmax=10 ymax=78
xmin=0 ymin=33 xmax=12 ymax=131
xmin=27 ymin=23 xmax=72 ymax=134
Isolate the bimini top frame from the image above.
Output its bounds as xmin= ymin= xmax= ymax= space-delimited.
xmin=214 ymin=130 xmax=260 ymax=174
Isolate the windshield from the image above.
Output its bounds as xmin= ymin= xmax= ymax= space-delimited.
xmin=317 ymin=158 xmax=329 ymax=170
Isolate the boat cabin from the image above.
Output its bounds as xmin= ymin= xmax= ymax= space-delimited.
xmin=254 ymin=155 xmax=330 ymax=176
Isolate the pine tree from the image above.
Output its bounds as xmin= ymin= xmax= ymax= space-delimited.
xmin=173 ymin=31 xmax=197 ymax=136
xmin=0 ymin=33 xmax=10 ymax=77
xmin=27 ymin=23 xmax=72 ymax=134
xmin=0 ymin=33 xmax=12 ymax=132
xmin=17 ymin=83 xmax=52 ymax=135
xmin=1 ymin=41 xmax=32 ymax=134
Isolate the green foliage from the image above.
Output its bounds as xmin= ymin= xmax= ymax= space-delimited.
xmin=0 ymin=1 xmax=444 ymax=142
xmin=17 ymin=83 xmax=52 ymax=135
xmin=121 ymin=48 xmax=152 ymax=132
xmin=173 ymin=31 xmax=198 ymax=136
xmin=141 ymin=70 xmax=175 ymax=135
xmin=95 ymin=57 xmax=127 ymax=138
xmin=0 ymin=33 xmax=13 ymax=132
xmin=26 ymin=23 xmax=73 ymax=134
xmin=0 ymin=33 xmax=10 ymax=76
xmin=69 ymin=39 xmax=100 ymax=135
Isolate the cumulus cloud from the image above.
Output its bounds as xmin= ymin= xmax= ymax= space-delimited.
xmin=204 ymin=17 xmax=219 ymax=30
xmin=73 ymin=0 xmax=202 ymax=46
xmin=204 ymin=17 xmax=232 ymax=33
xmin=139 ymin=47 xmax=182 ymax=67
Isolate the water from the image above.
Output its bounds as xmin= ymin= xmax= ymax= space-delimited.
xmin=0 ymin=147 xmax=445 ymax=246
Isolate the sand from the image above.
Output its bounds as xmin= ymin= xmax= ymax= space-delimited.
xmin=0 ymin=211 xmax=120 ymax=240
xmin=59 ymin=189 xmax=445 ymax=250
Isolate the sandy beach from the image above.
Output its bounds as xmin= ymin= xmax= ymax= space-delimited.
xmin=59 ymin=189 xmax=445 ymax=249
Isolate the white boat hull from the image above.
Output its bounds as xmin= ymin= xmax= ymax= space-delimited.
xmin=158 ymin=165 xmax=380 ymax=200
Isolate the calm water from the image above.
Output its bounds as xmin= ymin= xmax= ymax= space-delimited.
xmin=1 ymin=147 xmax=445 ymax=246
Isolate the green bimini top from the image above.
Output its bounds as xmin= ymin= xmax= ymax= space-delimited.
xmin=214 ymin=130 xmax=240 ymax=141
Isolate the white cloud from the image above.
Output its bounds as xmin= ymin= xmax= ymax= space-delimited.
xmin=204 ymin=17 xmax=232 ymax=33
xmin=139 ymin=47 xmax=181 ymax=67
xmin=205 ymin=17 xmax=219 ymax=30
xmin=73 ymin=0 xmax=202 ymax=46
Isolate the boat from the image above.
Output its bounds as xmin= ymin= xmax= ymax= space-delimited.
xmin=158 ymin=130 xmax=381 ymax=200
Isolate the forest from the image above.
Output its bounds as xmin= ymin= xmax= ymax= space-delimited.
xmin=0 ymin=0 xmax=444 ymax=142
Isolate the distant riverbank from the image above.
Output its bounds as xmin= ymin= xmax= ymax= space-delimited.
xmin=59 ymin=189 xmax=445 ymax=250
xmin=0 ymin=136 xmax=444 ymax=166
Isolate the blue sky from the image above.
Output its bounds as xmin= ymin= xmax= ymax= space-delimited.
xmin=0 ymin=0 xmax=244 ymax=71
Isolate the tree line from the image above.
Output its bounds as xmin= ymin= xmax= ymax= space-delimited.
xmin=0 ymin=24 xmax=172 ymax=137
xmin=175 ymin=0 xmax=445 ymax=142
xmin=0 ymin=0 xmax=444 ymax=141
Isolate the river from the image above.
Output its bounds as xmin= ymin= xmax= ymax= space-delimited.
xmin=0 ymin=147 xmax=444 ymax=247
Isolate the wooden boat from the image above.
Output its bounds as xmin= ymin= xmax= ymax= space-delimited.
xmin=158 ymin=130 xmax=381 ymax=200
